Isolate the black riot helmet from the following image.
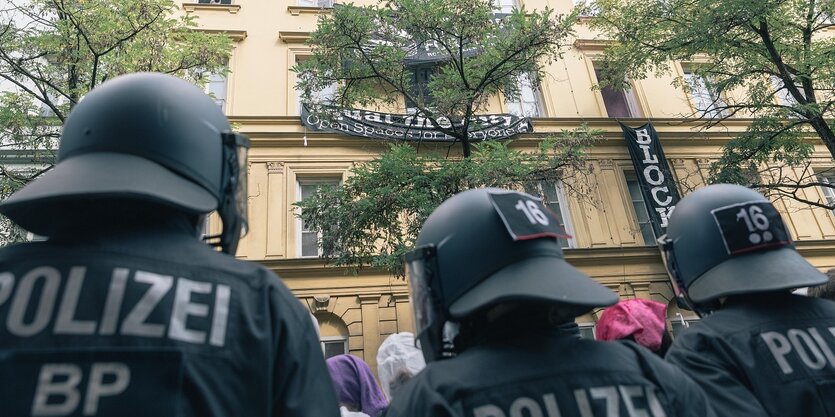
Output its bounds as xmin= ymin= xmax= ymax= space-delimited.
xmin=657 ymin=184 xmax=826 ymax=316
xmin=404 ymin=188 xmax=617 ymax=362
xmin=0 ymin=72 xmax=250 ymax=254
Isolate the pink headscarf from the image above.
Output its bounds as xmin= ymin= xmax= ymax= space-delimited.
xmin=595 ymin=299 xmax=668 ymax=351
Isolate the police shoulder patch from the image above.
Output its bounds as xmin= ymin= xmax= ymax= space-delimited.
xmin=488 ymin=191 xmax=569 ymax=241
xmin=710 ymin=200 xmax=791 ymax=255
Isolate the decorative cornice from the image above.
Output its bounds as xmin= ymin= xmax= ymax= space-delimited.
xmin=267 ymin=161 xmax=284 ymax=173
xmin=573 ymin=39 xmax=612 ymax=51
xmin=357 ymin=294 xmax=382 ymax=304
xmin=598 ymin=159 xmax=615 ymax=169
xmin=278 ymin=31 xmax=311 ymax=44
xmin=182 ymin=3 xmax=241 ymax=14
xmin=195 ymin=29 xmax=247 ymax=42
xmin=287 ymin=5 xmax=333 ymax=16
xmin=260 ymin=240 xmax=835 ymax=278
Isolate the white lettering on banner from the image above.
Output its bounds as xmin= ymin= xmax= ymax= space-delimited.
xmin=651 ymin=187 xmax=673 ymax=207
xmin=31 ymin=362 xmax=130 ymax=416
xmin=470 ymin=386 xmax=666 ymax=417
xmin=654 ymin=207 xmax=675 ymax=228
xmin=643 ymin=166 xmax=664 ymax=186
xmin=630 ymin=128 xmax=676 ymax=231
xmin=639 ymin=145 xmax=659 ymax=164
xmin=0 ymin=267 xmax=231 ymax=346
xmin=635 ymin=129 xmax=652 ymax=144
xmin=761 ymin=327 xmax=835 ymax=375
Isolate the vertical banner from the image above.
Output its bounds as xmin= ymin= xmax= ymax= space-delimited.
xmin=619 ymin=122 xmax=681 ymax=238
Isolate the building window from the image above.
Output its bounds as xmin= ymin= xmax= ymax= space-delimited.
xmin=578 ymin=323 xmax=596 ymax=340
xmin=198 ymin=0 xmax=232 ymax=3
xmin=505 ymin=73 xmax=543 ymax=117
xmin=593 ymin=64 xmax=641 ymax=118
xmin=321 ymin=336 xmax=348 ymax=359
xmin=624 ymin=172 xmax=657 ymax=245
xmin=493 ymin=0 xmax=516 ymax=14
xmin=298 ymin=178 xmax=340 ymax=257
xmin=524 ymin=179 xmax=575 ymax=248
xmin=405 ymin=66 xmax=437 ymax=113
xmin=296 ymin=56 xmax=337 ymax=114
xmin=204 ymin=71 xmax=228 ymax=112
xmin=573 ymin=0 xmax=599 ymax=16
xmin=299 ymin=0 xmax=334 ymax=7
xmin=818 ymin=171 xmax=835 ymax=213
xmin=682 ymin=67 xmax=726 ymax=118
xmin=770 ymin=75 xmax=800 ymax=107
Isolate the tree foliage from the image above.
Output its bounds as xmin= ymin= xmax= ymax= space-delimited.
xmin=590 ymin=0 xmax=835 ymax=207
xmin=294 ymin=0 xmax=578 ymax=156
xmin=295 ymin=126 xmax=601 ymax=276
xmin=0 ymin=0 xmax=232 ymax=242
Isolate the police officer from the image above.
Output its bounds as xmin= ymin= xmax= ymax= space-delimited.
xmin=659 ymin=184 xmax=835 ymax=416
xmin=385 ymin=188 xmax=715 ymax=417
xmin=0 ymin=73 xmax=340 ymax=417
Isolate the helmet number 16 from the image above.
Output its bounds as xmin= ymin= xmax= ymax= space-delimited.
xmin=515 ymin=200 xmax=550 ymax=226
xmin=736 ymin=206 xmax=773 ymax=245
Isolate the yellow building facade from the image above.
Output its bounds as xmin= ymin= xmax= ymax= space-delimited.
xmin=182 ymin=0 xmax=835 ymax=372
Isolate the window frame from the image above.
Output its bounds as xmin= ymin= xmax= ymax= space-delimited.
xmin=298 ymin=0 xmax=335 ymax=7
xmin=817 ymin=170 xmax=835 ymax=215
xmin=524 ymin=179 xmax=576 ymax=248
xmin=623 ymin=171 xmax=658 ymax=246
xmin=681 ymin=65 xmax=727 ymax=118
xmin=505 ymin=72 xmax=545 ymax=117
xmin=294 ymin=54 xmax=337 ymax=115
xmin=592 ymin=62 xmax=642 ymax=118
xmin=297 ymin=177 xmax=342 ymax=258
xmin=493 ymin=0 xmax=517 ymax=14
xmin=577 ymin=323 xmax=596 ymax=340
xmin=321 ymin=335 xmax=348 ymax=359
xmin=204 ymin=71 xmax=228 ymax=112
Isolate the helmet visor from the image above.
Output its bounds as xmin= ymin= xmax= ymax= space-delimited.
xmin=216 ymin=132 xmax=250 ymax=254
xmin=657 ymin=234 xmax=693 ymax=311
xmin=229 ymin=133 xmax=250 ymax=236
xmin=404 ymin=245 xmax=445 ymax=362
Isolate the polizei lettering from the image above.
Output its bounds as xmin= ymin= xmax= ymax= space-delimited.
xmin=0 ymin=266 xmax=231 ymax=346
xmin=761 ymin=326 xmax=835 ymax=376
xmin=471 ymin=385 xmax=667 ymax=417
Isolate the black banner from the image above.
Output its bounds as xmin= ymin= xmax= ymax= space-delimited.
xmin=619 ymin=122 xmax=680 ymax=238
xmin=301 ymin=105 xmax=532 ymax=142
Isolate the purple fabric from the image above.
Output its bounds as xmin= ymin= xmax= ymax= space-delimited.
xmin=326 ymin=354 xmax=388 ymax=417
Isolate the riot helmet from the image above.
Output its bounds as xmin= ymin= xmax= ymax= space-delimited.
xmin=404 ymin=188 xmax=617 ymax=362
xmin=657 ymin=184 xmax=826 ymax=315
xmin=0 ymin=72 xmax=249 ymax=254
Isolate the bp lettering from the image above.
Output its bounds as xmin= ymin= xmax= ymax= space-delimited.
xmin=0 ymin=266 xmax=231 ymax=347
xmin=471 ymin=385 xmax=667 ymax=417
xmin=31 ymin=362 xmax=130 ymax=416
xmin=761 ymin=327 xmax=835 ymax=375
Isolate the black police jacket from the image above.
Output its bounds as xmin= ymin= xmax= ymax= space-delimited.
xmin=384 ymin=330 xmax=715 ymax=417
xmin=665 ymin=293 xmax=835 ymax=417
xmin=0 ymin=226 xmax=340 ymax=417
